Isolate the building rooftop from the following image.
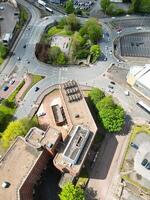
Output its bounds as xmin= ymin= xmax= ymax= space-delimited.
xmin=63 ymin=125 xmax=90 ymax=165
xmin=0 ymin=137 xmax=41 ymax=200
xmin=25 ymin=127 xmax=60 ymax=149
xmin=54 ymin=81 xmax=97 ymax=175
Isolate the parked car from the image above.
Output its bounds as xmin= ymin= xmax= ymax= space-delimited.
xmin=3 ymin=85 xmax=9 ymax=91
xmin=141 ymin=159 xmax=148 ymax=166
xmin=110 ymin=81 xmax=115 ymax=85
xmin=17 ymin=57 xmax=21 ymax=61
xmin=0 ymin=6 xmax=4 ymax=10
xmin=130 ymin=142 xmax=139 ymax=150
xmin=35 ymin=87 xmax=40 ymax=92
xmin=124 ymin=90 xmax=129 ymax=96
xmin=145 ymin=162 xmax=150 ymax=170
xmin=9 ymin=79 xmax=15 ymax=85
xmin=108 ymin=85 xmax=113 ymax=89
xmin=23 ymin=44 xmax=26 ymax=48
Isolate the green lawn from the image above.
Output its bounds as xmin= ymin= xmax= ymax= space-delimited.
xmin=47 ymin=26 xmax=73 ymax=37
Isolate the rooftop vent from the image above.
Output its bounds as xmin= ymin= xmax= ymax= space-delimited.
xmin=2 ymin=181 xmax=10 ymax=188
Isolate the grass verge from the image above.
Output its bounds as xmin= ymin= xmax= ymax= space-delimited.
xmin=21 ymin=74 xmax=44 ymax=100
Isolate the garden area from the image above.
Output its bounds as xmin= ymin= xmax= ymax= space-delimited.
xmin=35 ymin=14 xmax=102 ymax=66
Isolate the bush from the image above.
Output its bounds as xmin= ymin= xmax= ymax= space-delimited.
xmin=48 ymin=46 xmax=67 ymax=65
xmin=59 ymin=182 xmax=85 ymax=200
xmin=76 ymin=49 xmax=89 ymax=59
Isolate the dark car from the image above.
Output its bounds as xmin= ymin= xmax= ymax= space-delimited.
xmin=35 ymin=87 xmax=39 ymax=92
xmin=3 ymin=85 xmax=9 ymax=91
xmin=145 ymin=162 xmax=150 ymax=170
xmin=130 ymin=142 xmax=139 ymax=150
xmin=110 ymin=81 xmax=115 ymax=85
xmin=108 ymin=85 xmax=113 ymax=89
xmin=23 ymin=44 xmax=26 ymax=48
xmin=141 ymin=159 xmax=148 ymax=166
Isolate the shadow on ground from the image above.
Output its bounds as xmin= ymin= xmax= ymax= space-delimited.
xmin=89 ymin=134 xmax=118 ymax=180
xmin=85 ymin=187 xmax=99 ymax=200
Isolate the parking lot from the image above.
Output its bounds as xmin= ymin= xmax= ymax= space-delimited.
xmin=0 ymin=2 xmax=19 ymax=39
xmin=111 ymin=17 xmax=150 ymax=29
xmin=120 ymin=33 xmax=150 ymax=58
xmin=73 ymin=0 xmax=94 ymax=11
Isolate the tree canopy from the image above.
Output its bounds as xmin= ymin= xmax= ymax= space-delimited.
xmin=131 ymin=0 xmax=150 ymax=13
xmin=59 ymin=182 xmax=85 ymax=200
xmin=65 ymin=0 xmax=74 ymax=14
xmin=48 ymin=46 xmax=67 ymax=65
xmin=89 ymin=88 xmax=125 ymax=133
xmin=96 ymin=96 xmax=125 ymax=133
xmin=90 ymin=45 xmax=101 ymax=63
xmin=79 ymin=18 xmax=102 ymax=43
xmin=1 ymin=118 xmax=37 ymax=148
xmin=66 ymin=14 xmax=80 ymax=32
xmin=88 ymin=87 xmax=105 ymax=105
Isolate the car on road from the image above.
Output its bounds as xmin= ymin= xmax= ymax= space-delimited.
xmin=136 ymin=27 xmax=143 ymax=30
xmin=124 ymin=90 xmax=129 ymax=96
xmin=3 ymin=85 xmax=9 ymax=91
xmin=108 ymin=85 xmax=113 ymax=89
xmin=9 ymin=79 xmax=15 ymax=85
xmin=110 ymin=81 xmax=115 ymax=85
xmin=23 ymin=44 xmax=26 ymax=48
xmin=108 ymin=89 xmax=114 ymax=93
xmin=145 ymin=162 xmax=150 ymax=170
xmin=141 ymin=159 xmax=148 ymax=166
xmin=0 ymin=6 xmax=4 ymax=10
xmin=130 ymin=142 xmax=138 ymax=150
xmin=17 ymin=57 xmax=21 ymax=61
xmin=35 ymin=87 xmax=40 ymax=92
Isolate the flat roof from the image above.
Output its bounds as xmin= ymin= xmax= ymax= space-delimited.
xmin=54 ymin=81 xmax=97 ymax=175
xmin=60 ymin=82 xmax=97 ymax=132
xmin=63 ymin=125 xmax=90 ymax=164
xmin=0 ymin=137 xmax=41 ymax=200
xmin=137 ymin=70 xmax=150 ymax=90
xmin=25 ymin=127 xmax=60 ymax=148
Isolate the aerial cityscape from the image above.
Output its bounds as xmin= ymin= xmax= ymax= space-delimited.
xmin=0 ymin=0 xmax=150 ymax=199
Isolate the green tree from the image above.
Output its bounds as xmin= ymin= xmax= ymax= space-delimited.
xmin=65 ymin=0 xmax=74 ymax=14
xmin=72 ymin=32 xmax=85 ymax=53
xmin=99 ymin=105 xmax=125 ymax=133
xmin=1 ymin=118 xmax=37 ymax=148
xmin=90 ymin=45 xmax=101 ymax=63
xmin=101 ymin=0 xmax=110 ymax=12
xmin=57 ymin=52 xmax=67 ymax=65
xmin=96 ymin=96 xmax=125 ymax=133
xmin=59 ymin=182 xmax=85 ymax=200
xmin=66 ymin=14 xmax=80 ymax=31
xmin=88 ymin=88 xmax=105 ymax=105
xmin=132 ymin=0 xmax=141 ymax=12
xmin=96 ymin=96 xmax=114 ymax=110
xmin=79 ymin=18 xmax=102 ymax=43
xmin=48 ymin=46 xmax=67 ymax=65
